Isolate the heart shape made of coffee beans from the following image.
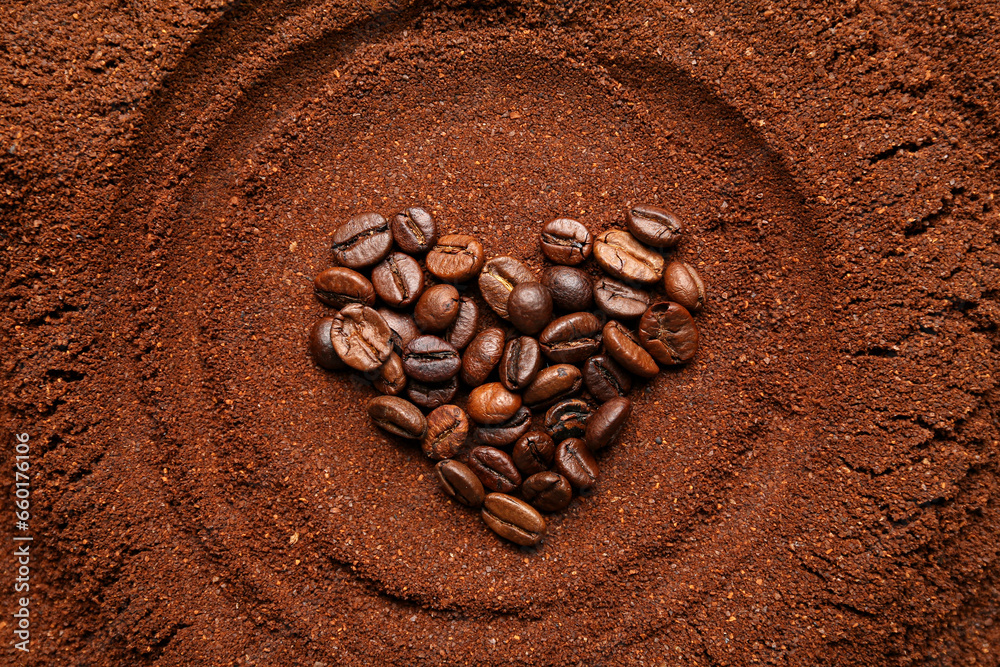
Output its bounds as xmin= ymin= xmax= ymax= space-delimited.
xmin=308 ymin=205 xmax=705 ymax=547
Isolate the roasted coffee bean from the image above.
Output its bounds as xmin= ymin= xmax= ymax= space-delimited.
xmin=542 ymin=266 xmax=593 ymax=312
xmin=512 ymin=431 xmax=556 ymax=477
xmin=539 ymin=312 xmax=603 ymax=364
xmin=522 ymin=472 xmax=573 ymax=513
xmin=499 ymin=336 xmax=543 ymax=392
xmin=582 ymin=354 xmax=632 ymax=402
xmin=602 ymin=320 xmax=659 ymax=378
xmin=378 ymin=308 xmax=420 ymax=355
xmin=593 ymin=276 xmax=651 ymax=320
xmin=540 ymin=217 xmax=593 ymax=265
xmin=444 ymin=297 xmax=479 ymax=351
xmin=479 ymin=256 xmax=535 ymax=319
xmin=544 ymin=398 xmax=592 ymax=442
xmin=371 ymin=252 xmax=424 ymax=308
xmin=555 ymin=438 xmax=600 ymax=491
xmin=422 ymin=404 xmax=470 ymax=460
xmin=407 ymin=377 xmax=459 ymax=410
xmin=331 ymin=304 xmax=393 ymax=372
xmin=508 ymin=282 xmax=553 ymax=336
xmin=332 ymin=212 xmax=392 ymax=268
xmin=414 ymin=284 xmax=460 ymax=332
xmin=461 ymin=327 xmax=506 ymax=387
xmin=585 ymin=397 xmax=632 ymax=450
xmin=523 ymin=364 xmax=583 ymax=407
xmin=638 ymin=302 xmax=700 ymax=365
xmin=626 ymin=204 xmax=683 ymax=248
xmin=594 ymin=229 xmax=664 ymax=284
xmin=481 ymin=493 xmax=546 ymax=546
xmin=403 ymin=335 xmax=461 ymax=382
xmin=390 ymin=207 xmax=437 ymax=254
xmin=426 ymin=234 xmax=485 ymax=283
xmin=373 ymin=352 xmax=406 ymax=395
xmin=313 ymin=267 xmax=376 ymax=309
xmin=663 ymin=260 xmax=706 ymax=313
xmin=467 ymin=447 xmax=522 ymax=493
xmin=466 ymin=382 xmax=523 ymax=425
xmin=367 ymin=395 xmax=427 ymax=439
xmin=309 ymin=316 xmax=347 ymax=370
xmin=436 ymin=460 xmax=485 ymax=507
xmin=472 ymin=406 xmax=532 ymax=447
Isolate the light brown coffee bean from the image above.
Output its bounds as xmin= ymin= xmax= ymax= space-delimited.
xmin=467 ymin=447 xmax=522 ymax=493
xmin=313 ymin=267 xmax=376 ymax=309
xmin=522 ymin=364 xmax=583 ymax=407
xmin=331 ymin=304 xmax=393 ymax=372
xmin=522 ymin=472 xmax=573 ymax=513
xmin=594 ymin=229 xmax=664 ymax=284
xmin=663 ymin=260 xmax=706 ymax=313
xmin=367 ymin=396 xmax=427 ymax=439
xmin=481 ymin=493 xmax=546 ymax=546
xmin=466 ymin=383 xmax=523 ymax=425
xmin=626 ymin=205 xmax=683 ymax=248
xmin=637 ymin=302 xmax=700 ymax=365
xmin=436 ymin=460 xmax=485 ymax=507
xmin=461 ymin=327 xmax=506 ymax=387
xmin=479 ymin=256 xmax=535 ymax=319
xmin=422 ymin=404 xmax=470 ymax=460
xmin=373 ymin=352 xmax=406 ymax=395
xmin=426 ymin=234 xmax=485 ymax=283
xmin=602 ymin=320 xmax=659 ymax=378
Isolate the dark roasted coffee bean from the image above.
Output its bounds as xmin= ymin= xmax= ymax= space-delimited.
xmin=594 ymin=229 xmax=664 ymax=284
xmin=522 ymin=472 xmax=573 ymax=513
xmin=539 ymin=312 xmax=603 ymax=364
xmin=481 ymin=493 xmax=546 ymax=546
xmin=508 ymin=282 xmax=553 ymax=336
xmin=367 ymin=396 xmax=427 ymax=439
xmin=585 ymin=397 xmax=632 ymax=450
xmin=542 ymin=266 xmax=593 ymax=312
xmin=467 ymin=447 xmax=522 ymax=493
xmin=378 ymin=308 xmax=420 ymax=355
xmin=466 ymin=382 xmax=523 ymax=425
xmin=544 ymin=398 xmax=592 ymax=442
xmin=422 ymin=404 xmax=469 ymax=460
xmin=626 ymin=204 xmax=683 ymax=249
xmin=403 ymin=335 xmax=461 ymax=382
xmin=555 ymin=438 xmax=600 ymax=491
xmin=472 ymin=406 xmax=532 ymax=447
xmin=638 ymin=302 xmax=700 ymax=365
xmin=436 ymin=460 xmax=485 ymax=507
xmin=523 ymin=364 xmax=583 ymax=407
xmin=499 ymin=336 xmax=543 ymax=392
xmin=582 ymin=354 xmax=632 ymax=402
xmin=332 ymin=212 xmax=392 ymax=268
xmin=407 ymin=377 xmax=459 ymax=410
xmin=593 ymin=276 xmax=651 ymax=320
xmin=540 ymin=217 xmax=592 ymax=265
xmin=313 ymin=267 xmax=376 ymax=309
xmin=309 ymin=316 xmax=347 ymax=371
xmin=461 ymin=327 xmax=506 ymax=387
xmin=663 ymin=260 xmax=706 ymax=313
xmin=390 ymin=207 xmax=437 ymax=254
xmin=602 ymin=320 xmax=659 ymax=378
xmin=413 ymin=284 xmax=460 ymax=332
xmin=371 ymin=252 xmax=424 ymax=308
xmin=373 ymin=352 xmax=406 ymax=395
xmin=444 ymin=297 xmax=479 ymax=351
xmin=331 ymin=304 xmax=393 ymax=372
xmin=479 ymin=256 xmax=535 ymax=319
xmin=512 ymin=431 xmax=556 ymax=477
xmin=426 ymin=234 xmax=485 ymax=283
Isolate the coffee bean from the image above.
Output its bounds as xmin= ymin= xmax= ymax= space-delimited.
xmin=539 ymin=312 xmax=603 ymax=364
xmin=407 ymin=377 xmax=459 ymax=410
xmin=512 ymin=431 xmax=556 ymax=477
xmin=582 ymin=354 xmax=632 ymax=402
xmin=594 ymin=229 xmax=664 ymax=284
xmin=378 ymin=308 xmax=420 ymax=355
xmin=426 ymin=234 xmax=485 ymax=283
xmin=467 ymin=446 xmax=522 ymax=493
xmin=371 ymin=252 xmax=424 ymax=308
xmin=367 ymin=395 xmax=427 ymax=439
xmin=466 ymin=382 xmax=523 ymax=425
xmin=436 ymin=460 xmax=485 ymax=507
xmin=373 ymin=351 xmax=406 ymax=395
xmin=508 ymin=282 xmax=553 ymax=336
xmin=522 ymin=472 xmax=573 ymax=513
xmin=602 ymin=320 xmax=659 ymax=378
xmin=523 ymin=364 xmax=583 ymax=407
xmin=472 ymin=406 xmax=532 ymax=447
xmin=331 ymin=304 xmax=393 ymax=372
xmin=663 ymin=260 xmax=706 ymax=313
xmin=309 ymin=316 xmax=347 ymax=371
xmin=313 ymin=267 xmax=376 ymax=309
xmin=554 ymin=438 xmax=600 ymax=491
xmin=390 ymin=207 xmax=437 ymax=254
xmin=499 ymin=336 xmax=543 ymax=392
xmin=481 ymin=493 xmax=546 ymax=546
xmin=593 ymin=276 xmax=651 ymax=320
xmin=444 ymin=297 xmax=479 ymax=351
xmin=461 ymin=327 xmax=506 ymax=387
xmin=544 ymin=398 xmax=592 ymax=442
xmin=479 ymin=256 xmax=535 ymax=319
xmin=332 ymin=212 xmax=392 ymax=268
xmin=540 ymin=217 xmax=592 ymax=265
xmin=637 ymin=302 xmax=699 ymax=365
xmin=585 ymin=397 xmax=632 ymax=450
xmin=403 ymin=335 xmax=461 ymax=382
xmin=414 ymin=284 xmax=460 ymax=332
xmin=626 ymin=204 xmax=683 ymax=249
xmin=422 ymin=404 xmax=470 ymax=460
xmin=542 ymin=266 xmax=593 ymax=312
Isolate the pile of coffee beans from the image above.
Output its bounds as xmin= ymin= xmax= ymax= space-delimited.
xmin=308 ymin=205 xmax=706 ymax=547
